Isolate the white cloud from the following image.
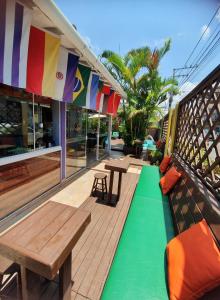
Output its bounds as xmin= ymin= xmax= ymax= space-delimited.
xmin=201 ymin=25 xmax=211 ymax=40
xmin=177 ymin=32 xmax=184 ymax=38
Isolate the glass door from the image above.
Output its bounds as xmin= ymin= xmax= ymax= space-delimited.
xmin=99 ymin=115 xmax=109 ymax=158
xmin=87 ymin=111 xmax=98 ymax=165
xmin=66 ymin=104 xmax=87 ymax=177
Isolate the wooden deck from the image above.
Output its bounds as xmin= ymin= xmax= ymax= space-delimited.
xmin=2 ymin=164 xmax=141 ymax=300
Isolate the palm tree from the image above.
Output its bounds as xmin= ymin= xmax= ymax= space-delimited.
xmin=101 ymin=39 xmax=178 ymax=145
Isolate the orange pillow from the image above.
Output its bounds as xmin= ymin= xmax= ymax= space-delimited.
xmin=160 ymin=166 xmax=181 ymax=195
xmin=159 ymin=155 xmax=171 ymax=173
xmin=166 ymin=219 xmax=220 ymax=300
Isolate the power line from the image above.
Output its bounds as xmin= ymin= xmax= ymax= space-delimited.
xmin=184 ymin=5 xmax=220 ymax=66
xmin=180 ymin=31 xmax=220 ymax=85
xmin=174 ymin=4 xmax=220 ymax=88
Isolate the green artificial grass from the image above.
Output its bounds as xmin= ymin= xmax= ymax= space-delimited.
xmin=101 ymin=166 xmax=174 ymax=300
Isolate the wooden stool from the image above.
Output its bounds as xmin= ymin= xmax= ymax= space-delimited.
xmin=91 ymin=173 xmax=108 ymax=200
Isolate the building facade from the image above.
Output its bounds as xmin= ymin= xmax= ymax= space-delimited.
xmin=0 ymin=0 xmax=125 ymax=221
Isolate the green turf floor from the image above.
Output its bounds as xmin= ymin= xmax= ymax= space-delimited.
xmin=101 ymin=166 xmax=174 ymax=300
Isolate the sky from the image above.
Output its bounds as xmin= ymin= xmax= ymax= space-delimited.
xmin=54 ymin=0 xmax=220 ymax=96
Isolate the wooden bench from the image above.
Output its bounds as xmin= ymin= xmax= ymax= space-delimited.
xmin=0 ymin=201 xmax=91 ymax=300
xmin=102 ymin=159 xmax=220 ymax=300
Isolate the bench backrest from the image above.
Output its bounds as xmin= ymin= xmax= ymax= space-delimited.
xmin=168 ymin=155 xmax=220 ymax=246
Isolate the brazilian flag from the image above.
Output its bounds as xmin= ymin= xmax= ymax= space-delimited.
xmin=73 ymin=64 xmax=91 ymax=106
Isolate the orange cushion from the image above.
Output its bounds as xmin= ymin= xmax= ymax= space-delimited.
xmin=160 ymin=166 xmax=181 ymax=195
xmin=159 ymin=155 xmax=171 ymax=173
xmin=167 ymin=219 xmax=220 ymax=300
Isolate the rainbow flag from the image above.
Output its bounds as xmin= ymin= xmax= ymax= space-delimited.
xmin=0 ymin=0 xmax=32 ymax=88
xmin=26 ymin=26 xmax=60 ymax=98
xmin=55 ymin=47 xmax=79 ymax=102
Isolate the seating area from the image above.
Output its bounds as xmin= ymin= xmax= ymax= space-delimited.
xmin=0 ymin=0 xmax=220 ymax=300
xmin=102 ymin=165 xmax=174 ymax=300
xmin=102 ymin=156 xmax=220 ymax=300
xmin=0 ymin=150 xmax=220 ymax=299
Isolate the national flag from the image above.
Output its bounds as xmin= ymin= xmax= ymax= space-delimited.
xmin=96 ymin=81 xmax=104 ymax=111
xmin=96 ymin=83 xmax=111 ymax=112
xmin=102 ymin=94 xmax=109 ymax=114
xmin=26 ymin=26 xmax=60 ymax=98
xmin=55 ymin=47 xmax=79 ymax=102
xmin=107 ymin=89 xmax=116 ymax=114
xmin=86 ymin=72 xmax=99 ymax=110
xmin=0 ymin=0 xmax=32 ymax=88
xmin=113 ymin=94 xmax=121 ymax=115
xmin=73 ymin=64 xmax=91 ymax=107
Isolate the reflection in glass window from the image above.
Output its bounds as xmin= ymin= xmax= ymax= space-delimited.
xmin=66 ymin=104 xmax=87 ymax=177
xmin=34 ymin=97 xmax=59 ymax=149
xmin=99 ymin=115 xmax=109 ymax=158
xmin=0 ymin=84 xmax=60 ymax=158
xmin=0 ymin=89 xmax=33 ymax=157
xmin=87 ymin=111 xmax=98 ymax=164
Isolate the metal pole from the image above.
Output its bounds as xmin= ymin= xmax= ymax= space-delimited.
xmin=96 ymin=113 xmax=100 ymax=160
xmin=32 ymin=93 xmax=36 ymax=151
xmin=108 ymin=115 xmax=112 ymax=154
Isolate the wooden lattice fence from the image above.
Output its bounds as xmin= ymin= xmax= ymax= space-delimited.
xmin=174 ymin=66 xmax=220 ymax=199
xmin=161 ymin=114 xmax=169 ymax=142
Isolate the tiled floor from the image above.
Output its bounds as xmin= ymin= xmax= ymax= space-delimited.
xmin=51 ymin=151 xmax=125 ymax=208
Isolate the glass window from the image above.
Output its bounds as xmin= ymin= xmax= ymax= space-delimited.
xmin=99 ymin=115 xmax=109 ymax=158
xmin=66 ymin=104 xmax=87 ymax=177
xmin=34 ymin=96 xmax=59 ymax=149
xmin=87 ymin=111 xmax=98 ymax=164
xmin=0 ymin=84 xmax=60 ymax=158
xmin=0 ymin=151 xmax=61 ymax=219
xmin=0 ymin=86 xmax=33 ymax=157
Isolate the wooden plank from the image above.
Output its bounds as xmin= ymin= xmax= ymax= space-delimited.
xmin=26 ymin=207 xmax=76 ymax=252
xmin=79 ymin=173 xmax=138 ymax=298
xmin=40 ymin=209 xmax=91 ymax=278
xmin=20 ymin=266 xmax=41 ymax=300
xmin=87 ymin=174 xmax=139 ymax=300
xmin=0 ymin=202 xmax=91 ymax=280
xmin=71 ymin=206 xmax=114 ymax=289
xmin=105 ymin=160 xmax=129 ymax=173
xmin=59 ymin=253 xmax=72 ymax=300
xmin=72 ymin=199 xmax=107 ymax=258
xmin=2 ymin=201 xmax=58 ymax=242
xmin=19 ymin=204 xmax=71 ymax=248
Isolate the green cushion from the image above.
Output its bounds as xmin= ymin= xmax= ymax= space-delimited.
xmin=135 ymin=165 xmax=168 ymax=202
xmin=101 ymin=166 xmax=175 ymax=300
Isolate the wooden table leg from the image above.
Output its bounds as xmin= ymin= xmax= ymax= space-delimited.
xmin=108 ymin=170 xmax=114 ymax=204
xmin=117 ymin=172 xmax=122 ymax=202
xmin=20 ymin=266 xmax=41 ymax=300
xmin=59 ymin=253 xmax=72 ymax=300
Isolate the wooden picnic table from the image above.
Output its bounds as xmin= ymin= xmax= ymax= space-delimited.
xmin=0 ymin=201 xmax=91 ymax=300
xmin=105 ymin=160 xmax=129 ymax=205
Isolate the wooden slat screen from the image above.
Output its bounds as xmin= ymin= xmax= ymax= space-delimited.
xmin=174 ymin=65 xmax=220 ymax=199
xmin=161 ymin=114 xmax=169 ymax=142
